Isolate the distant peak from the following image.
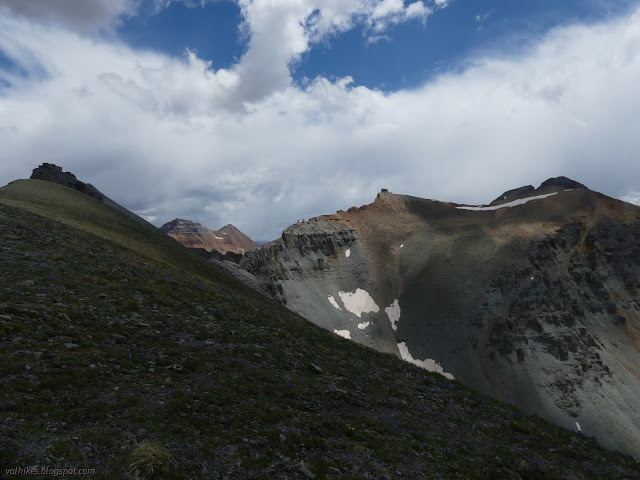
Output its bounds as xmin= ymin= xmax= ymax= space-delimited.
xmin=538 ymin=176 xmax=587 ymax=190
xmin=491 ymin=176 xmax=588 ymax=206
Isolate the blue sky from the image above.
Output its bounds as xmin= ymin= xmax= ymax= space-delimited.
xmin=117 ymin=0 xmax=638 ymax=91
xmin=1 ymin=0 xmax=640 ymax=240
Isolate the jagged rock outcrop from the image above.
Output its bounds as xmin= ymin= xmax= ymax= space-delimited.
xmin=160 ymin=218 xmax=257 ymax=255
xmin=241 ymin=179 xmax=640 ymax=459
xmin=31 ymin=163 xmax=103 ymax=200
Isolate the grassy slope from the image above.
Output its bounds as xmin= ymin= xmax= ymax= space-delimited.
xmin=0 ymin=180 xmax=639 ymax=479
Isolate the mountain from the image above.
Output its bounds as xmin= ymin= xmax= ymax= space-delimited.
xmin=30 ymin=163 xmax=155 ymax=230
xmin=160 ymin=218 xmax=258 ymax=256
xmin=240 ymin=178 xmax=640 ymax=459
xmin=2 ymin=173 xmax=639 ymax=478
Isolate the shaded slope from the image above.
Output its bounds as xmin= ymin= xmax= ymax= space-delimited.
xmin=241 ymin=183 xmax=640 ymax=459
xmin=1 ymin=180 xmax=639 ymax=478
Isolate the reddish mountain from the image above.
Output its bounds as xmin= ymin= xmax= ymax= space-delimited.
xmin=159 ymin=218 xmax=257 ymax=255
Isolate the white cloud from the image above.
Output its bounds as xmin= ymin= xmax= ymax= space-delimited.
xmin=0 ymin=4 xmax=640 ymax=242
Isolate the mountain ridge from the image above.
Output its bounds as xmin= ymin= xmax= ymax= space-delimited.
xmin=240 ymin=179 xmax=640 ymax=459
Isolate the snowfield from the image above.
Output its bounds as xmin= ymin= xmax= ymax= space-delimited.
xmin=338 ymin=289 xmax=380 ymax=318
xmin=385 ymin=299 xmax=401 ymax=331
xmin=328 ymin=295 xmax=342 ymax=310
xmin=397 ymin=342 xmax=455 ymax=380
xmin=456 ymin=192 xmax=557 ymax=211
xmin=333 ymin=329 xmax=351 ymax=339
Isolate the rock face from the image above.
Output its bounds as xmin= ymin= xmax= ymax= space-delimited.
xmin=160 ymin=218 xmax=257 ymax=255
xmin=241 ymin=179 xmax=640 ymax=459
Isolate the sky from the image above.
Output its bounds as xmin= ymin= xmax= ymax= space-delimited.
xmin=1 ymin=0 xmax=640 ymax=241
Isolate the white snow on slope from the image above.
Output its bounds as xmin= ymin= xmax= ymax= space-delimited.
xmin=328 ymin=295 xmax=342 ymax=310
xmin=385 ymin=299 xmax=401 ymax=331
xmin=333 ymin=329 xmax=351 ymax=339
xmin=358 ymin=322 xmax=370 ymax=329
xmin=456 ymin=192 xmax=557 ymax=211
xmin=214 ymin=236 xmax=223 ymax=239
xmin=397 ymin=342 xmax=455 ymax=380
xmin=345 ymin=248 xmax=351 ymax=258
xmin=338 ymin=289 xmax=380 ymax=318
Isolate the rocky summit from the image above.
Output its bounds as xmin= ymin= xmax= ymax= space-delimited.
xmin=159 ymin=218 xmax=258 ymax=256
xmin=30 ymin=163 xmax=104 ymax=200
xmin=240 ymin=177 xmax=640 ymax=459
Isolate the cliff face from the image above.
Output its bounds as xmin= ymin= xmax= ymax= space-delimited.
xmin=240 ymin=181 xmax=640 ymax=459
xmin=160 ymin=218 xmax=257 ymax=255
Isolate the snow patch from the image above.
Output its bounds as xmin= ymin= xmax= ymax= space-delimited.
xmin=328 ymin=295 xmax=342 ymax=310
xmin=576 ymin=422 xmax=582 ymax=434
xmin=397 ymin=342 xmax=455 ymax=380
xmin=345 ymin=248 xmax=351 ymax=258
xmin=456 ymin=192 xmax=558 ymax=211
xmin=385 ymin=299 xmax=401 ymax=331
xmin=358 ymin=322 xmax=370 ymax=330
xmin=565 ymin=189 xmax=573 ymax=192
xmin=400 ymin=244 xmax=404 ymax=248
xmin=214 ymin=236 xmax=223 ymax=240
xmin=338 ymin=289 xmax=379 ymax=318
xmin=333 ymin=329 xmax=351 ymax=340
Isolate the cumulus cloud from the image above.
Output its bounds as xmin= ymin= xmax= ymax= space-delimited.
xmin=1 ymin=3 xmax=640 ymax=241
xmin=0 ymin=0 xmax=137 ymax=33
xmin=231 ymin=0 xmax=437 ymax=103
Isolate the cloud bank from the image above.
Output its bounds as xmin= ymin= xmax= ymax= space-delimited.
xmin=1 ymin=2 xmax=640 ymax=240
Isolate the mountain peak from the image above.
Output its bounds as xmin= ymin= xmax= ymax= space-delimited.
xmin=491 ymin=176 xmax=588 ymax=205
xmin=539 ymin=176 xmax=588 ymax=190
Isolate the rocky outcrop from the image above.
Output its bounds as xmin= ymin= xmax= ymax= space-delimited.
xmin=240 ymin=180 xmax=640 ymax=459
xmin=160 ymin=218 xmax=257 ymax=255
xmin=31 ymin=163 xmax=104 ymax=200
